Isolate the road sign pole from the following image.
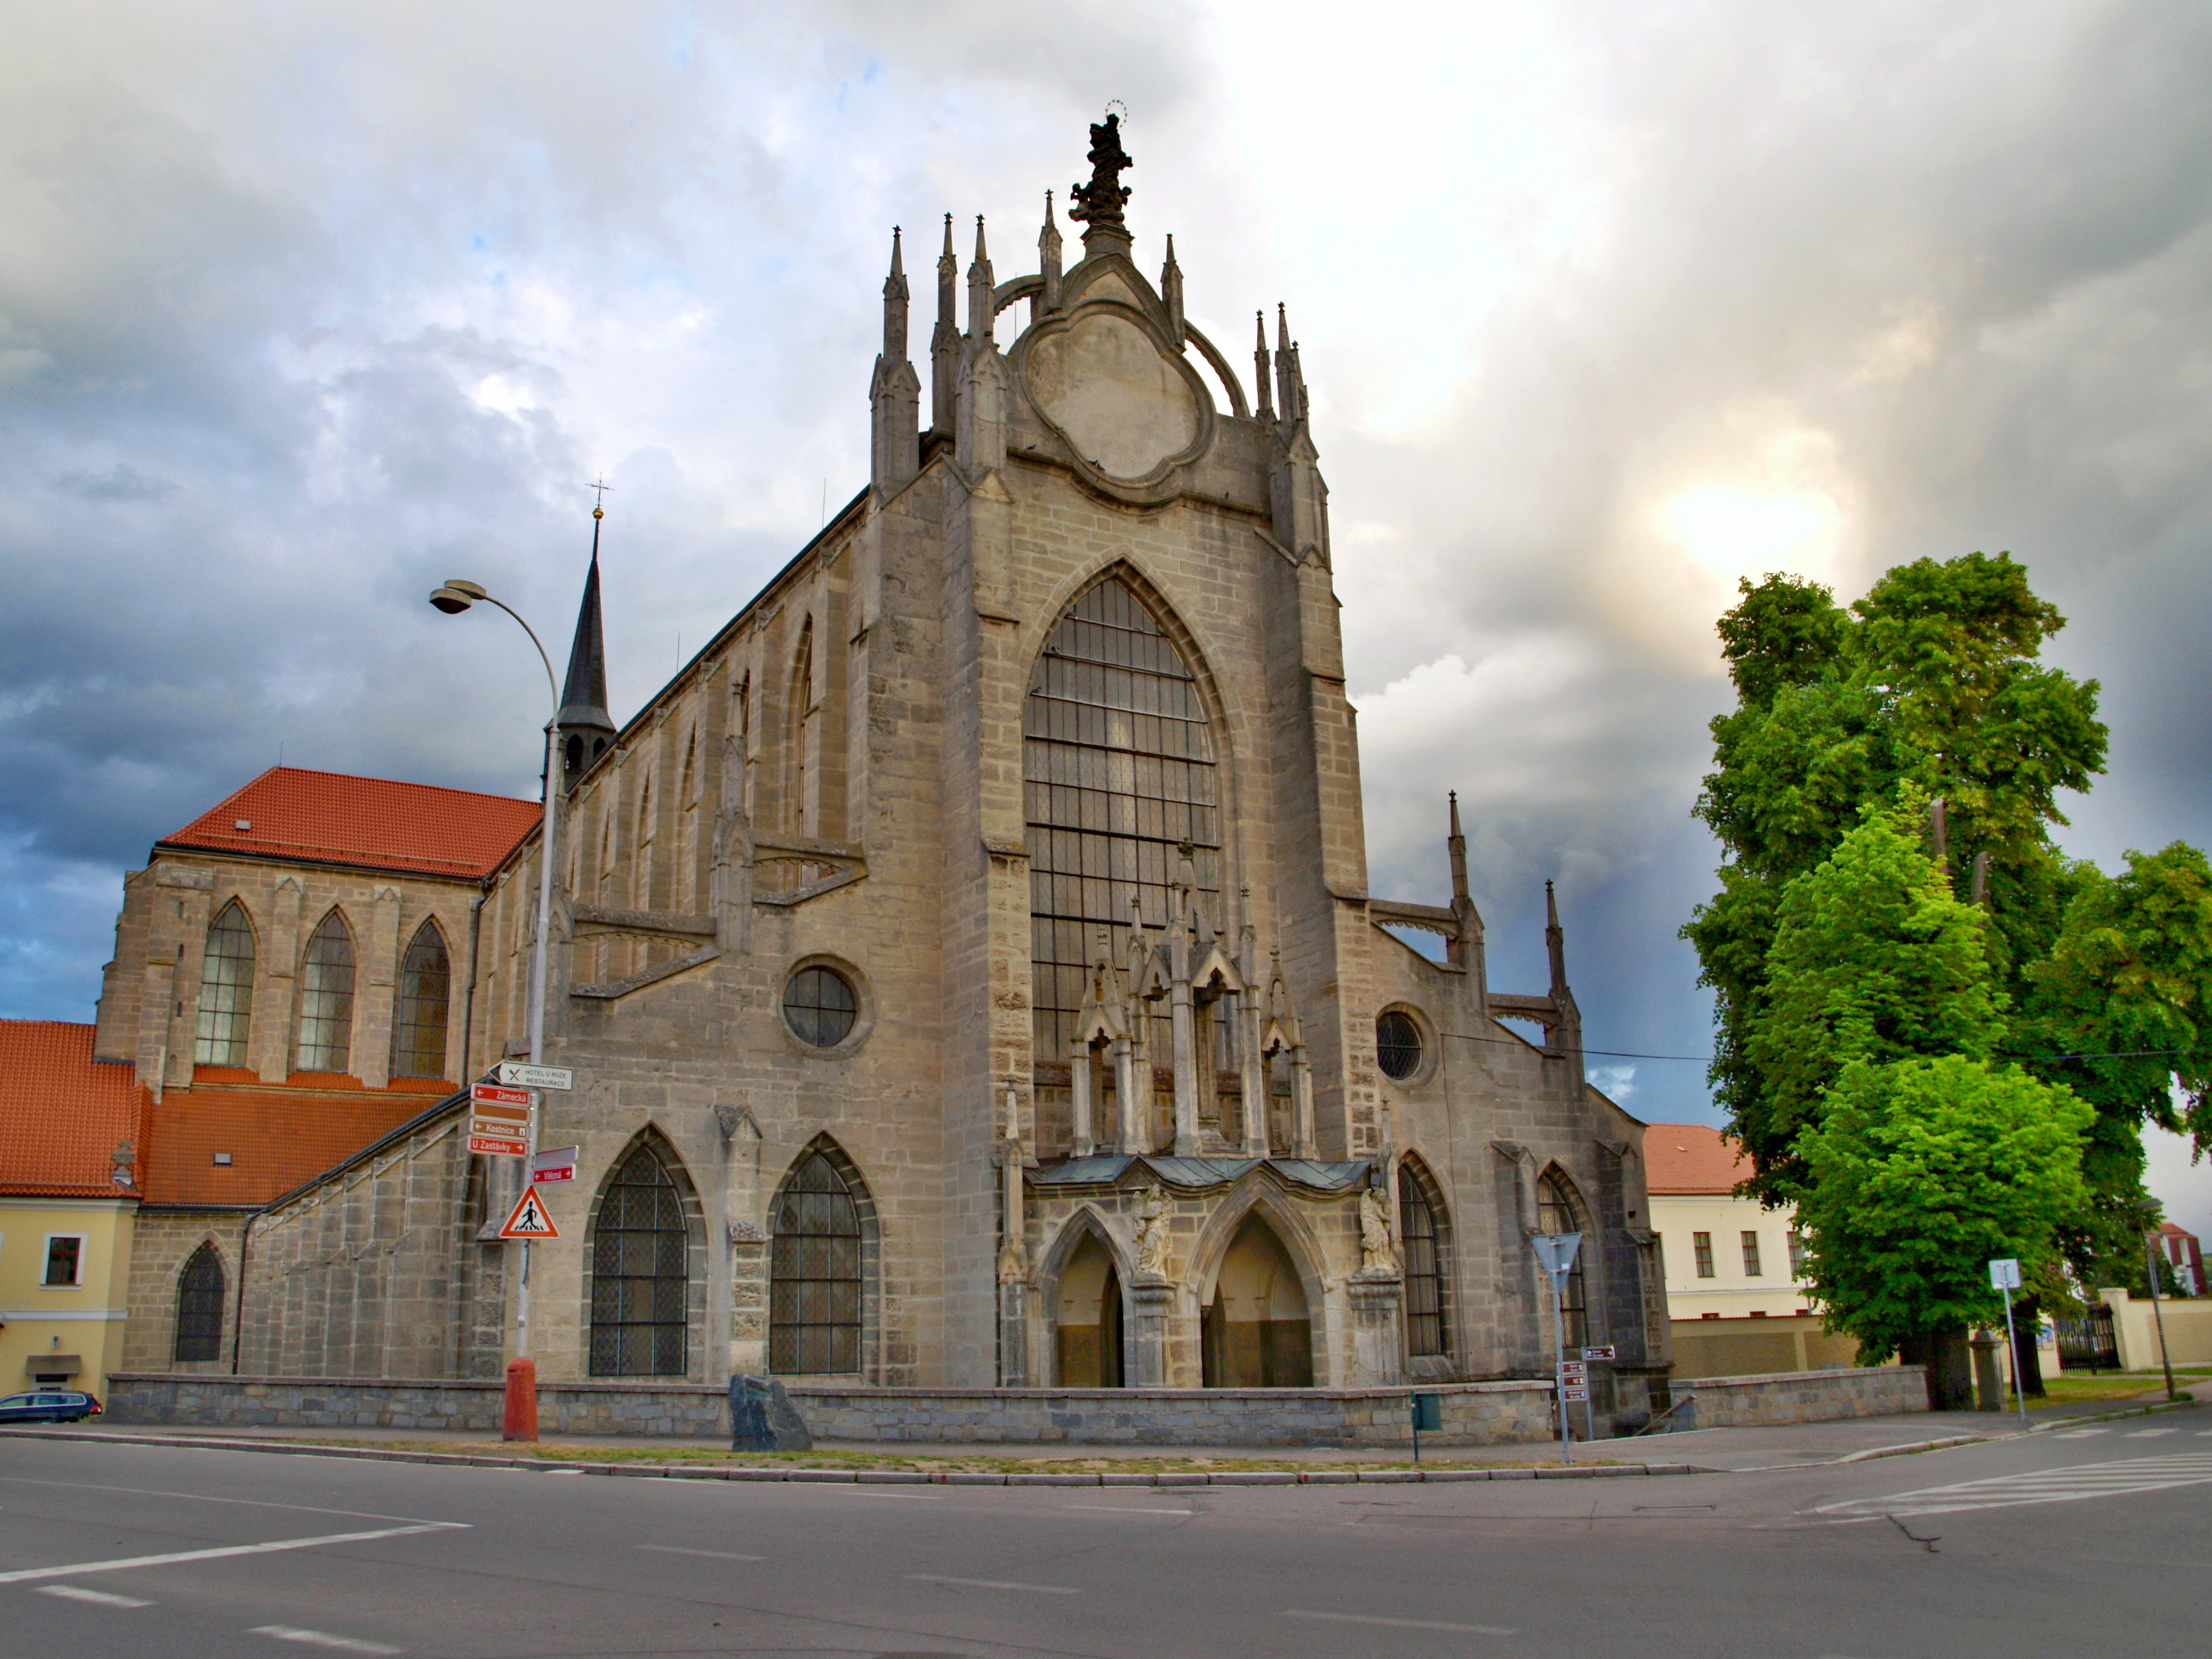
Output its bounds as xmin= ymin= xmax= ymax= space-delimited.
xmin=1553 ymin=1273 xmax=1574 ymax=1466
xmin=1999 ymin=1287 xmax=2028 ymax=1426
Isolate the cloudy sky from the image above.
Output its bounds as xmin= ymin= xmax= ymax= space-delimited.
xmin=6 ymin=2 xmax=2211 ymax=1226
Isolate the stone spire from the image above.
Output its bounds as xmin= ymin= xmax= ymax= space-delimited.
xmin=1253 ymin=310 xmax=1275 ymax=423
xmin=870 ymin=226 xmax=920 ymax=494
xmin=1161 ymin=234 xmax=1184 ymax=341
xmin=1068 ymin=110 xmax=1133 ymax=253
xmin=1447 ymin=791 xmax=1484 ymax=976
xmin=557 ymin=508 xmax=618 ymax=791
xmin=1275 ymin=305 xmax=1301 ymax=424
xmin=930 ymin=212 xmax=959 ymax=432
xmin=967 ymin=215 xmax=995 ymax=344
xmin=1544 ymin=880 xmax=1567 ymax=999
xmin=1039 ymin=190 xmax=1063 ymax=312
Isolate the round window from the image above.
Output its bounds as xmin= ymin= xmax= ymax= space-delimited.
xmin=1376 ymin=1010 xmax=1423 ymax=1081
xmin=783 ymin=966 xmax=858 ymax=1047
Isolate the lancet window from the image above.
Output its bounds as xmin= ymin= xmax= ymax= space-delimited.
xmin=390 ymin=920 xmax=451 ymax=1079
xmin=1025 ymin=575 xmax=1220 ymax=1054
xmin=294 ymin=910 xmax=356 ymax=1074
xmin=1399 ymin=1159 xmax=1450 ymax=1359
xmin=769 ymin=1151 xmax=863 ymax=1375
xmin=589 ymin=1143 xmax=690 ymax=1377
xmin=193 ymin=900 xmax=256 ymax=1067
xmin=173 ymin=1243 xmax=225 ymax=1362
xmin=1537 ymin=1170 xmax=1590 ymax=1354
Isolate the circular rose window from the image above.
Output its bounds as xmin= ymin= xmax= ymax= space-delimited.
xmin=1376 ymin=1010 xmax=1423 ymax=1081
xmin=783 ymin=965 xmax=858 ymax=1048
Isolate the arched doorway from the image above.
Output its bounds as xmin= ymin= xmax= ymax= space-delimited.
xmin=1053 ymin=1230 xmax=1124 ymax=1387
xmin=1201 ymin=1213 xmax=1312 ymax=1387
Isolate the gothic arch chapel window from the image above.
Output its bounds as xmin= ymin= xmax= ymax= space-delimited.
xmin=172 ymin=1242 xmax=225 ymax=1362
xmin=1537 ymin=1170 xmax=1590 ymax=1355
xmin=1399 ymin=1159 xmax=1450 ymax=1359
xmin=294 ymin=910 xmax=356 ymax=1074
xmin=1025 ymin=575 xmax=1221 ymax=1054
xmin=769 ymin=1151 xmax=862 ymax=1374
xmin=390 ymin=920 xmax=451 ymax=1079
xmin=589 ymin=1142 xmax=690 ymax=1376
xmin=193 ymin=900 xmax=256 ymax=1066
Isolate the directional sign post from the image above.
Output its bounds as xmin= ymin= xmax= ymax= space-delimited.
xmin=1989 ymin=1258 xmax=2029 ymax=1426
xmin=468 ymin=1083 xmax=533 ymax=1157
xmin=530 ymin=1145 xmax=579 ymax=1185
xmin=1531 ymin=1231 xmax=1584 ymax=1465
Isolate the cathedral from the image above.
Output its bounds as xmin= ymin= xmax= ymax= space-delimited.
xmin=97 ymin=118 xmax=1668 ymax=1431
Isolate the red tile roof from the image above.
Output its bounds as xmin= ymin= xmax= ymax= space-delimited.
xmin=0 ymin=1021 xmax=152 ymax=1197
xmin=1644 ymin=1122 xmax=1755 ymax=1195
xmin=158 ymin=766 xmax=541 ymax=880
xmin=141 ymin=1078 xmax=447 ymax=1206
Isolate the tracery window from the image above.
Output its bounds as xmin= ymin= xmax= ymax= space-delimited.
xmin=1025 ymin=575 xmax=1219 ymax=1054
xmin=589 ymin=1144 xmax=689 ymax=1377
xmin=1399 ymin=1161 xmax=1450 ymax=1358
xmin=294 ymin=910 xmax=356 ymax=1074
xmin=173 ymin=1243 xmax=225 ymax=1362
xmin=390 ymin=920 xmax=451 ymax=1079
xmin=1537 ymin=1171 xmax=1590 ymax=1353
xmin=193 ymin=900 xmax=256 ymax=1066
xmin=770 ymin=1151 xmax=862 ymax=1374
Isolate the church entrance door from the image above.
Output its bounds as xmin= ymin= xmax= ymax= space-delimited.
xmin=1201 ymin=1215 xmax=1313 ymax=1387
xmin=1053 ymin=1233 xmax=1125 ymax=1387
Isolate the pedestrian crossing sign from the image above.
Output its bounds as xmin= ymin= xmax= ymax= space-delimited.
xmin=500 ymin=1187 xmax=560 ymax=1239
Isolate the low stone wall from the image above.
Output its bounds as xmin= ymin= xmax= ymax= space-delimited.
xmin=1675 ymin=1364 xmax=1927 ymax=1428
xmin=105 ymin=1373 xmax=1558 ymax=1447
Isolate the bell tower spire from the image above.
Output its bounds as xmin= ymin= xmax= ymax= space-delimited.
xmin=557 ymin=501 xmax=618 ymax=791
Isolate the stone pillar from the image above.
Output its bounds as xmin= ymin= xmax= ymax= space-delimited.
xmin=1113 ymin=1035 xmax=1144 ymax=1155
xmin=1170 ymin=979 xmax=1199 ymax=1156
xmin=1069 ymin=1040 xmax=1095 ymax=1158
xmin=1970 ymin=1329 xmax=2003 ymax=1413
xmin=1127 ymin=1279 xmax=1176 ymax=1387
xmin=1349 ymin=1274 xmax=1405 ymax=1386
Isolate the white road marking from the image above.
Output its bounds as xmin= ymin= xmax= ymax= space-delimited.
xmin=2051 ymin=1429 xmax=2108 ymax=1438
xmin=0 ymin=1476 xmax=449 ymax=1525
xmin=1284 ymin=1609 xmax=1517 ymax=1635
xmin=248 ymin=1626 xmax=401 ymax=1654
xmin=38 ymin=1584 xmax=153 ymax=1607
xmin=908 ymin=1573 xmax=1080 ymax=1595
xmin=0 ymin=1522 xmax=468 ymax=1584
xmin=2124 ymin=1428 xmax=2177 ymax=1438
xmin=1065 ymin=1504 xmax=1196 ymax=1515
xmin=636 ymin=1545 xmax=765 ymax=1562
xmin=821 ymin=1488 xmax=943 ymax=1501
xmin=1815 ymin=1453 xmax=2212 ymax=1519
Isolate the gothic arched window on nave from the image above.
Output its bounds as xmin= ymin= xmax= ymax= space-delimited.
xmin=1025 ymin=574 xmax=1220 ymax=1055
xmin=193 ymin=900 xmax=256 ymax=1067
xmin=1537 ymin=1170 xmax=1590 ymax=1355
xmin=589 ymin=1143 xmax=691 ymax=1377
xmin=390 ymin=920 xmax=451 ymax=1080
xmin=173 ymin=1242 xmax=225 ymax=1362
xmin=769 ymin=1151 xmax=863 ymax=1375
xmin=294 ymin=910 xmax=356 ymax=1074
xmin=1399 ymin=1159 xmax=1452 ymax=1359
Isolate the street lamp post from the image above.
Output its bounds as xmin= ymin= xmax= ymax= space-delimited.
xmin=429 ymin=577 xmax=560 ymax=1440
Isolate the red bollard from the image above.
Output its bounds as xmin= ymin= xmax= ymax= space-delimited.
xmin=503 ymin=1355 xmax=538 ymax=1443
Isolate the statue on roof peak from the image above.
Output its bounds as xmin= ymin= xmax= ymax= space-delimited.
xmin=1069 ymin=111 xmax=1133 ymax=230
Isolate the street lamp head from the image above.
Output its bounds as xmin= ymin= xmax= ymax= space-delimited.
xmin=429 ymin=578 xmax=489 ymax=615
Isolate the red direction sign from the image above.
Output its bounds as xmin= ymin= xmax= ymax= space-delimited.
xmin=531 ymin=1145 xmax=578 ymax=1184
xmin=500 ymin=1187 xmax=560 ymax=1239
xmin=469 ymin=1082 xmax=533 ymax=1157
xmin=472 ymin=1082 xmax=531 ymax=1108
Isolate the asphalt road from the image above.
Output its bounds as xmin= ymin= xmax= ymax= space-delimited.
xmin=3 ymin=1407 xmax=2208 ymax=1658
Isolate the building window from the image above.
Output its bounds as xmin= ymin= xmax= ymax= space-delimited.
xmin=1786 ymin=1230 xmax=1807 ymax=1278
xmin=1399 ymin=1160 xmax=1450 ymax=1358
xmin=193 ymin=900 xmax=256 ymax=1066
xmin=173 ymin=1244 xmax=225 ymax=1362
xmin=770 ymin=1151 xmax=863 ymax=1374
xmin=1536 ymin=1173 xmax=1589 ymax=1353
xmin=390 ymin=921 xmax=451 ymax=1079
xmin=783 ymin=965 xmax=858 ymax=1048
xmin=1025 ymin=575 xmax=1220 ymax=1056
xmin=1741 ymin=1231 xmax=1763 ymax=1276
xmin=1692 ymin=1232 xmax=1715 ymax=1278
xmin=589 ymin=1144 xmax=690 ymax=1377
xmin=44 ymin=1236 xmax=83 ymax=1287
xmin=294 ymin=910 xmax=356 ymax=1073
xmin=1376 ymin=1011 xmax=1423 ymax=1081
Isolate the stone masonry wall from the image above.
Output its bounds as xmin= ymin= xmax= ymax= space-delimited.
xmin=1675 ymin=1365 xmax=1928 ymax=1428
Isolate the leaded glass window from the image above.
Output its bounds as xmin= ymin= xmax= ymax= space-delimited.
xmin=173 ymin=1243 xmax=225 ymax=1362
xmin=1537 ymin=1172 xmax=1589 ymax=1353
xmin=390 ymin=920 xmax=451 ymax=1079
xmin=589 ymin=1144 xmax=689 ymax=1376
xmin=1026 ymin=576 xmax=1219 ymax=1054
xmin=769 ymin=1152 xmax=862 ymax=1374
xmin=1376 ymin=1011 xmax=1422 ymax=1080
xmin=1399 ymin=1162 xmax=1449 ymax=1358
xmin=193 ymin=901 xmax=256 ymax=1066
xmin=782 ymin=966 xmax=857 ymax=1047
xmin=294 ymin=911 xmax=355 ymax=1074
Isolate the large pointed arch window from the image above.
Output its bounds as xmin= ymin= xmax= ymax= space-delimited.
xmin=173 ymin=1242 xmax=225 ymax=1362
xmin=769 ymin=1151 xmax=863 ymax=1375
xmin=589 ymin=1143 xmax=691 ymax=1376
xmin=390 ymin=920 xmax=451 ymax=1079
xmin=1537 ymin=1170 xmax=1590 ymax=1354
xmin=1025 ymin=575 xmax=1220 ymax=1054
xmin=193 ymin=900 xmax=256 ymax=1066
xmin=1399 ymin=1159 xmax=1451 ymax=1359
xmin=295 ymin=910 xmax=356 ymax=1074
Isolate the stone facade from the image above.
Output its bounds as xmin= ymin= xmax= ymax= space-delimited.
xmin=104 ymin=121 xmax=1672 ymax=1428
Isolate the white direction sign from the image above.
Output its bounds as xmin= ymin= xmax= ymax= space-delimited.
xmin=531 ymin=1145 xmax=579 ymax=1185
xmin=497 ymin=1062 xmax=574 ymax=1091
xmin=1560 ymin=1386 xmax=1590 ymax=1403
xmin=1989 ymin=1258 xmax=2023 ymax=1290
xmin=1583 ymin=1346 xmax=1617 ymax=1362
xmin=500 ymin=1187 xmax=560 ymax=1239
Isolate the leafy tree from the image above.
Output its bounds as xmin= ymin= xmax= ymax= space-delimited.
xmin=1796 ymin=1055 xmax=2091 ymax=1369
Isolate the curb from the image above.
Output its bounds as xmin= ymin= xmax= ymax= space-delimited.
xmin=1829 ymin=1395 xmax=2202 ymax=1463
xmin=0 ymin=1427 xmax=1707 ymax=1484
xmin=2026 ymin=1396 xmax=2201 ymax=1433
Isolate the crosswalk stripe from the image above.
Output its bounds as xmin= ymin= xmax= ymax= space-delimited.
xmin=1815 ymin=1453 xmax=2212 ymax=1520
xmin=2124 ymin=1429 xmax=2177 ymax=1438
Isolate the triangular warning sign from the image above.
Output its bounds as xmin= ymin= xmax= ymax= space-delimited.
xmin=500 ymin=1187 xmax=560 ymax=1239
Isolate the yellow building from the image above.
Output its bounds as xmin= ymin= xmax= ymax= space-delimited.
xmin=0 ymin=1021 xmax=150 ymax=1395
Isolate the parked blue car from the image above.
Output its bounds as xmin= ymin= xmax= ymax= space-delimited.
xmin=0 ymin=1390 xmax=102 ymax=1424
